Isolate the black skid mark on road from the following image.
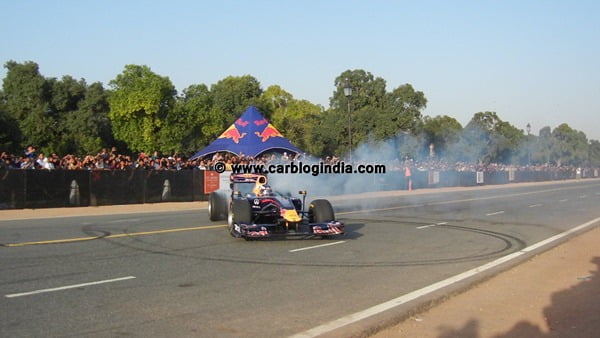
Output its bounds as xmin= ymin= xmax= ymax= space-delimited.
xmin=201 ymin=224 xmax=526 ymax=268
xmin=90 ymin=222 xmax=527 ymax=268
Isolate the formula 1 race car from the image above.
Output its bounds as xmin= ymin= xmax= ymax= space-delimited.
xmin=208 ymin=174 xmax=344 ymax=239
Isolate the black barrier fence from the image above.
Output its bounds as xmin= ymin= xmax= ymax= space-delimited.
xmin=0 ymin=169 xmax=206 ymax=209
xmin=0 ymin=168 xmax=597 ymax=209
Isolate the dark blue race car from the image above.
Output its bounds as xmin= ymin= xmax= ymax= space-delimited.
xmin=208 ymin=174 xmax=344 ymax=239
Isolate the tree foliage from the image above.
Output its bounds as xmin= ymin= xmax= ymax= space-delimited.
xmin=261 ymin=85 xmax=323 ymax=154
xmin=166 ymin=84 xmax=217 ymax=154
xmin=0 ymin=89 xmax=21 ymax=152
xmin=1 ymin=61 xmax=599 ymax=167
xmin=210 ymin=75 xmax=265 ymax=123
xmin=2 ymin=60 xmax=54 ymax=150
xmin=452 ymin=111 xmax=524 ymax=164
xmin=60 ymin=81 xmax=113 ymax=155
xmin=550 ymin=123 xmax=588 ymax=166
xmin=108 ymin=65 xmax=176 ymax=153
xmin=320 ymin=69 xmax=428 ymax=158
xmin=423 ymin=115 xmax=463 ymax=158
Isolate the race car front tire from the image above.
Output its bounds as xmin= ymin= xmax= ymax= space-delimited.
xmin=228 ymin=199 xmax=253 ymax=237
xmin=309 ymin=199 xmax=335 ymax=223
xmin=209 ymin=191 xmax=227 ymax=221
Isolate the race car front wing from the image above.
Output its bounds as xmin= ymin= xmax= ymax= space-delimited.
xmin=235 ymin=221 xmax=345 ymax=238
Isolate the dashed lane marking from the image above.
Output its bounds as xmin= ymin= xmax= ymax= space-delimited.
xmin=291 ymin=216 xmax=600 ymax=337
xmin=289 ymin=241 xmax=346 ymax=253
xmin=5 ymin=276 xmax=136 ymax=298
xmin=486 ymin=211 xmax=505 ymax=216
xmin=416 ymin=222 xmax=447 ymax=229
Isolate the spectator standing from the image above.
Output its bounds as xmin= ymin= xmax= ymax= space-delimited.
xmin=404 ymin=164 xmax=412 ymax=191
xmin=98 ymin=148 xmax=109 ymax=161
xmin=24 ymin=146 xmax=36 ymax=159
xmin=36 ymin=153 xmax=54 ymax=169
xmin=20 ymin=156 xmax=34 ymax=169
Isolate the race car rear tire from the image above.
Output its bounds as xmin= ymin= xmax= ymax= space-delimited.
xmin=309 ymin=199 xmax=335 ymax=223
xmin=209 ymin=191 xmax=227 ymax=221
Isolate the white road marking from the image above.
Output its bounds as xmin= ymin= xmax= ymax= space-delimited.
xmin=559 ymin=199 xmax=569 ymax=202
xmin=5 ymin=276 xmax=136 ymax=298
xmin=528 ymin=204 xmax=543 ymax=208
xmin=486 ymin=211 xmax=505 ymax=216
xmin=291 ymin=216 xmax=600 ymax=338
xmin=289 ymin=241 xmax=346 ymax=253
xmin=579 ymin=195 xmax=587 ymax=198
xmin=417 ymin=222 xmax=447 ymax=229
xmin=336 ymin=184 xmax=600 ymax=217
xmin=108 ymin=218 xmax=140 ymax=224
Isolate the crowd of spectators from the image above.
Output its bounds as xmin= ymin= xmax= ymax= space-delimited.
xmin=0 ymin=146 xmax=594 ymax=174
xmin=1 ymin=147 xmax=306 ymax=171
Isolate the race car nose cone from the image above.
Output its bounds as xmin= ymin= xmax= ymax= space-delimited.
xmin=281 ymin=209 xmax=301 ymax=222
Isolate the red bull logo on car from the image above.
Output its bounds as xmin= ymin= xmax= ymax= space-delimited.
xmin=218 ymin=125 xmax=247 ymax=144
xmin=255 ymin=123 xmax=283 ymax=142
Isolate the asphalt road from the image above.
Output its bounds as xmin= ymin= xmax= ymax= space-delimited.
xmin=1 ymin=180 xmax=599 ymax=337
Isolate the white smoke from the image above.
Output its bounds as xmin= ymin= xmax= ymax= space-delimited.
xmin=268 ymin=132 xmax=427 ymax=203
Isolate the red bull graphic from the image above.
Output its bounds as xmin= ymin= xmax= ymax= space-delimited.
xmin=254 ymin=118 xmax=268 ymax=126
xmin=255 ymin=123 xmax=283 ymax=142
xmin=235 ymin=118 xmax=249 ymax=127
xmin=189 ymin=105 xmax=303 ymax=159
xmin=218 ymin=125 xmax=247 ymax=144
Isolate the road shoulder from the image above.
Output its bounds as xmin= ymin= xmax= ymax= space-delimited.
xmin=370 ymin=225 xmax=600 ymax=338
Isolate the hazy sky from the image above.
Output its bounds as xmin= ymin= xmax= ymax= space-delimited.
xmin=1 ymin=0 xmax=599 ymax=140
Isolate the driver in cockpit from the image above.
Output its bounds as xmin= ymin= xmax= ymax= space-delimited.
xmin=257 ymin=184 xmax=273 ymax=197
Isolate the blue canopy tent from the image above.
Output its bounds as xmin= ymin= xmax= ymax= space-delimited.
xmin=190 ymin=106 xmax=303 ymax=159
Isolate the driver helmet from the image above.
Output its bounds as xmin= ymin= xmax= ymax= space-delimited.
xmin=260 ymin=185 xmax=273 ymax=196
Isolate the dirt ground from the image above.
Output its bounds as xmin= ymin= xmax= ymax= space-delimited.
xmin=370 ymin=225 xmax=600 ymax=338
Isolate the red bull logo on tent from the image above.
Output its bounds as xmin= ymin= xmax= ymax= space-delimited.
xmin=217 ymin=125 xmax=247 ymax=144
xmin=190 ymin=105 xmax=303 ymax=159
xmin=235 ymin=118 xmax=249 ymax=127
xmin=255 ymin=123 xmax=283 ymax=142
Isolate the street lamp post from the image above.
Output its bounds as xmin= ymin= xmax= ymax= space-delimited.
xmin=526 ymin=123 xmax=531 ymax=165
xmin=343 ymin=81 xmax=353 ymax=163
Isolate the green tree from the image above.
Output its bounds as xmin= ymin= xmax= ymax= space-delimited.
xmin=108 ymin=65 xmax=176 ymax=152
xmin=59 ymin=82 xmax=113 ymax=155
xmin=47 ymin=75 xmax=90 ymax=154
xmin=210 ymin=75 xmax=265 ymax=124
xmin=384 ymin=83 xmax=427 ymax=137
xmin=551 ymin=123 xmax=588 ymax=166
xmin=261 ymin=85 xmax=323 ymax=153
xmin=326 ymin=70 xmax=388 ymax=156
xmin=532 ymin=126 xmax=553 ymax=164
xmin=2 ymin=60 xmax=54 ymax=150
xmin=162 ymin=84 xmax=218 ymax=154
xmin=588 ymin=140 xmax=600 ymax=166
xmin=423 ymin=115 xmax=463 ymax=159
xmin=338 ymin=70 xmax=386 ymax=150
xmin=456 ymin=111 xmax=523 ymax=164
xmin=492 ymin=120 xmax=523 ymax=164
xmin=49 ymin=75 xmax=86 ymax=113
xmin=310 ymin=108 xmax=346 ymax=157
xmin=0 ymin=89 xmax=21 ymax=152
xmin=326 ymin=70 xmax=428 ymax=159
